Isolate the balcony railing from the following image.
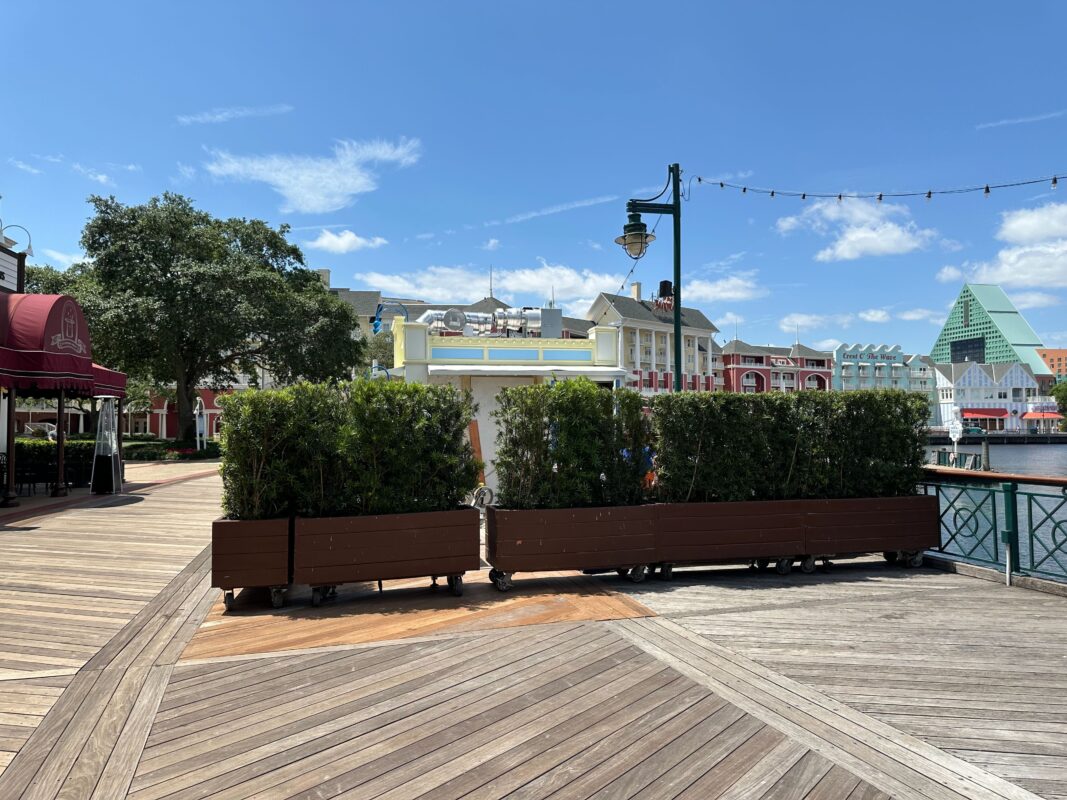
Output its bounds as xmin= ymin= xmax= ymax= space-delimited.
xmin=922 ymin=466 xmax=1067 ymax=584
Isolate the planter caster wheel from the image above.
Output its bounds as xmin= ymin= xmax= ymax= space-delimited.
xmin=311 ymin=587 xmax=325 ymax=607
xmin=775 ymin=558 xmax=793 ymax=576
xmin=446 ymin=575 xmax=464 ymax=597
xmin=906 ymin=551 xmax=924 ymax=568
xmin=658 ymin=563 xmax=674 ymax=581
xmin=821 ymin=559 xmax=833 ymax=572
xmin=616 ymin=568 xmax=629 ymax=577
xmin=883 ymin=550 xmax=901 ymax=565
xmin=800 ymin=556 xmax=817 ymax=574
xmin=270 ymin=587 xmax=285 ymax=609
xmin=628 ymin=565 xmax=648 ymax=583
xmin=751 ymin=558 xmax=770 ymax=572
xmin=489 ymin=569 xmax=513 ymax=592
xmin=223 ymin=590 xmax=235 ymax=612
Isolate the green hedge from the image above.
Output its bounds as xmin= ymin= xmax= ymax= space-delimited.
xmin=652 ymin=390 xmax=928 ymax=503
xmin=492 ymin=379 xmax=651 ymax=509
xmin=14 ymin=438 xmax=96 ymax=487
xmin=218 ymin=381 xmax=480 ymax=520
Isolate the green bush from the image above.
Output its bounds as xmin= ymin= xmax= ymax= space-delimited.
xmin=218 ymin=380 xmax=480 ymax=520
xmin=492 ymin=379 xmax=651 ymax=509
xmin=652 ymin=390 xmax=928 ymax=502
xmin=14 ymin=438 xmax=96 ymax=487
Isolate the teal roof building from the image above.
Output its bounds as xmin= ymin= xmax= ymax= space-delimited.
xmin=930 ymin=284 xmax=1052 ymax=378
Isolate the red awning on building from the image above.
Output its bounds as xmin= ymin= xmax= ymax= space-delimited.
xmin=1021 ymin=411 xmax=1064 ymax=420
xmin=92 ymin=363 xmax=127 ymax=398
xmin=961 ymin=408 xmax=1009 ymax=419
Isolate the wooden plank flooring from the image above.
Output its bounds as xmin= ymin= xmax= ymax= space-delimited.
xmin=4 ymin=474 xmax=1067 ymax=798
xmin=183 ymin=570 xmax=655 ymax=660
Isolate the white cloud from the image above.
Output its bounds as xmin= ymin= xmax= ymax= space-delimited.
xmin=177 ymin=103 xmax=294 ymax=125
xmin=778 ymin=312 xmax=853 ymax=333
xmin=858 ymin=308 xmax=891 ymax=323
xmin=171 ymin=162 xmax=196 ymax=184
xmin=715 ymin=311 xmax=745 ymax=328
xmin=415 ymin=232 xmax=435 ymax=240
xmin=1040 ymin=330 xmax=1067 ymax=347
xmin=897 ymin=308 xmax=946 ymax=325
xmin=1007 ymin=291 xmax=1061 ymax=310
xmin=976 ymin=109 xmax=1067 ymax=130
xmin=814 ymin=338 xmax=844 ymax=351
xmin=481 ymin=238 xmax=500 ymax=252
xmin=72 ymin=163 xmax=113 ymax=186
xmin=502 ymin=195 xmax=617 ymax=225
xmin=776 ymin=198 xmax=937 ymax=262
xmin=33 ymin=153 xmax=64 ymax=163
xmin=40 ymin=249 xmax=85 ymax=268
xmin=705 ymin=251 xmax=747 ymax=271
xmin=106 ymin=162 xmax=141 ymax=173
xmin=685 ymin=270 xmax=768 ymax=302
xmin=584 ymin=239 xmax=603 ymax=251
xmin=8 ymin=158 xmax=41 ymax=175
xmin=996 ymin=202 xmax=1067 ymax=245
xmin=204 ymin=137 xmax=421 ymax=214
xmin=356 ymin=257 xmax=624 ymax=314
xmin=305 ymin=229 xmax=387 ymax=254
xmin=940 ymin=238 xmax=964 ymax=252
xmin=936 ymin=265 xmax=964 ymax=283
xmin=971 ymin=239 xmax=1067 ymax=288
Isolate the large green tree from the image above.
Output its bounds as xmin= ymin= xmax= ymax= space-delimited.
xmin=1051 ymin=381 xmax=1067 ymax=432
xmin=78 ymin=193 xmax=364 ymax=440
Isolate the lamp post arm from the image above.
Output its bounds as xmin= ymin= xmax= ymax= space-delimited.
xmin=626 ymin=200 xmax=675 ymax=216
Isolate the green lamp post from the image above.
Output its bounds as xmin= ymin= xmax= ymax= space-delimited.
xmin=616 ymin=163 xmax=683 ymax=391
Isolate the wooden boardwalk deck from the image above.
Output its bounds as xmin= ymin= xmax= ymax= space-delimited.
xmin=1 ymin=476 xmax=1065 ymax=799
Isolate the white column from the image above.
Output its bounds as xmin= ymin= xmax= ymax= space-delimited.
xmin=650 ymin=329 xmax=657 ymax=373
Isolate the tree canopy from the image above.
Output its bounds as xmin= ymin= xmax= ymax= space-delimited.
xmin=69 ymin=192 xmax=363 ymax=439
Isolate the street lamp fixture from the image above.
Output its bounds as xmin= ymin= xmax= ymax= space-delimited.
xmin=0 ymin=222 xmax=34 ymax=257
xmin=614 ymin=212 xmax=655 ymax=259
xmin=617 ymin=163 xmax=684 ymax=391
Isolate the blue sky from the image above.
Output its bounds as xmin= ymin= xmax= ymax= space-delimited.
xmin=3 ymin=1 xmax=1067 ymax=352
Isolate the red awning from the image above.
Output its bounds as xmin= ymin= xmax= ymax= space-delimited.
xmin=92 ymin=363 xmax=127 ymax=398
xmin=961 ymin=408 xmax=1009 ymax=419
xmin=1021 ymin=411 xmax=1064 ymax=420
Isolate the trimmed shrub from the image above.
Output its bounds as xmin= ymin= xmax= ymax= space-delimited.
xmin=14 ymin=438 xmax=96 ymax=487
xmin=218 ymin=380 xmax=480 ymax=520
xmin=493 ymin=379 xmax=651 ymax=509
xmin=652 ymin=390 xmax=928 ymax=502
xmin=341 ymin=381 xmax=480 ymax=515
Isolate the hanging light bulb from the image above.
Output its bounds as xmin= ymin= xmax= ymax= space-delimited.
xmin=984 ymin=185 xmax=990 ymax=197
xmin=925 ymin=190 xmax=932 ymax=201
xmin=877 ymin=193 xmax=883 ymax=203
xmin=801 ymin=193 xmax=806 ymax=201
xmin=741 ymin=186 xmax=747 ymax=194
xmin=769 ymin=190 xmax=775 ymax=198
xmin=837 ymin=193 xmax=843 ymax=203
xmin=1053 ymin=176 xmax=1059 ymax=190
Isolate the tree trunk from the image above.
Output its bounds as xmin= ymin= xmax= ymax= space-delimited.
xmin=175 ymin=374 xmax=197 ymax=442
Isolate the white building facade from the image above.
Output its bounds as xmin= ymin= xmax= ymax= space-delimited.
xmin=932 ymin=361 xmax=1061 ymax=432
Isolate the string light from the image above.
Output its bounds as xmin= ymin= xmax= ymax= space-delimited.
xmin=694 ymin=172 xmax=1065 ymax=202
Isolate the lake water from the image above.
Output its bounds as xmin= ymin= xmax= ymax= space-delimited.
xmin=926 ymin=443 xmax=1067 ymax=479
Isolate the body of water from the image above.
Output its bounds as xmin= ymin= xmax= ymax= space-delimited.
xmin=926 ymin=443 xmax=1067 ymax=479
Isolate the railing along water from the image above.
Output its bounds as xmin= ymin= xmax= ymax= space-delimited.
xmin=921 ymin=466 xmax=1067 ymax=585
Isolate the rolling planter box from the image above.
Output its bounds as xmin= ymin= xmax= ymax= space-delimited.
xmin=293 ymin=508 xmax=480 ymax=605
xmin=211 ymin=517 xmax=292 ymax=611
xmin=654 ymin=494 xmax=940 ymax=576
xmin=486 ymin=505 xmax=656 ymax=591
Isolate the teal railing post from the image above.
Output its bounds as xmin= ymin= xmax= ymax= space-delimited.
xmin=1001 ymin=481 xmax=1020 ymax=586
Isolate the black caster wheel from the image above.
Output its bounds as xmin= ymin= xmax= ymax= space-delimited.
xmin=270 ymin=587 xmax=285 ymax=609
xmin=489 ymin=569 xmax=513 ymax=592
xmin=775 ymin=558 xmax=793 ymax=576
xmin=821 ymin=559 xmax=833 ymax=572
xmin=658 ymin=563 xmax=674 ymax=581
xmin=800 ymin=556 xmax=817 ymax=574
xmin=755 ymin=558 xmax=770 ymax=572
xmin=311 ymin=587 xmax=323 ymax=607
xmin=883 ymin=551 xmax=901 ymax=565
xmin=223 ymin=590 xmax=235 ymax=612
xmin=447 ymin=575 xmax=464 ymax=597
xmin=616 ymin=568 xmax=629 ymax=577
xmin=906 ymin=551 xmax=924 ymax=568
xmin=628 ymin=565 xmax=648 ymax=583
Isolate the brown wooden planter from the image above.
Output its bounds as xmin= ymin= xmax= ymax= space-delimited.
xmin=656 ymin=500 xmax=808 ymax=566
xmin=802 ymin=494 xmax=939 ymax=557
xmin=211 ymin=517 xmax=291 ymax=608
xmin=293 ymin=508 xmax=480 ymax=600
xmin=486 ymin=505 xmax=656 ymax=588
